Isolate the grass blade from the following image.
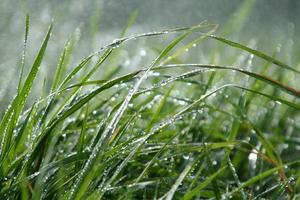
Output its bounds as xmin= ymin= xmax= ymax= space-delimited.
xmin=183 ymin=167 xmax=226 ymax=200
xmin=209 ymin=35 xmax=300 ymax=74
xmin=0 ymin=23 xmax=53 ymax=161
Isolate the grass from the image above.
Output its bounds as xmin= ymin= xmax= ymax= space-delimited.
xmin=1 ymin=3 xmax=300 ymax=200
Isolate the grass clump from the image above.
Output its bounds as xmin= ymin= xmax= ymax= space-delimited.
xmin=0 ymin=10 xmax=300 ymax=200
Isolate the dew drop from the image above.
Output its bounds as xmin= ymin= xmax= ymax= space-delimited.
xmin=140 ymin=49 xmax=147 ymax=56
xmin=212 ymin=160 xmax=217 ymax=165
xmin=183 ymin=154 xmax=190 ymax=160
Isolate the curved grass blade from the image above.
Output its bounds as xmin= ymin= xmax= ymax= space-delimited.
xmin=161 ymin=22 xmax=218 ymax=65
xmin=161 ymin=64 xmax=300 ymax=98
xmin=232 ymin=85 xmax=300 ymax=110
xmin=209 ymin=35 xmax=300 ymax=74
xmin=144 ymin=142 xmax=238 ymax=154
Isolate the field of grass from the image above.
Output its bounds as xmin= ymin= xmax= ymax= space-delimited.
xmin=1 ymin=1 xmax=300 ymax=199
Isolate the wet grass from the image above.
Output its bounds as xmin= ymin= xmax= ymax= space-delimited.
xmin=1 ymin=3 xmax=300 ymax=200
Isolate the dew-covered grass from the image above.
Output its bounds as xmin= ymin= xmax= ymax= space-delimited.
xmin=0 ymin=2 xmax=300 ymax=200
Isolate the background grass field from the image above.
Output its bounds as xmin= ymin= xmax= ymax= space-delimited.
xmin=0 ymin=0 xmax=300 ymax=199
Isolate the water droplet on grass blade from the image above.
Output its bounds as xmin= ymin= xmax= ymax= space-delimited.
xmin=268 ymin=101 xmax=275 ymax=108
xmin=140 ymin=49 xmax=147 ymax=56
xmin=255 ymin=186 xmax=260 ymax=191
xmin=124 ymin=59 xmax=131 ymax=66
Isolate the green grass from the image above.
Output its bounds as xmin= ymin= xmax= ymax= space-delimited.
xmin=1 ymin=5 xmax=300 ymax=200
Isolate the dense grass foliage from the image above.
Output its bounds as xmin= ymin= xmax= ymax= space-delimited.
xmin=1 ymin=4 xmax=300 ymax=200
